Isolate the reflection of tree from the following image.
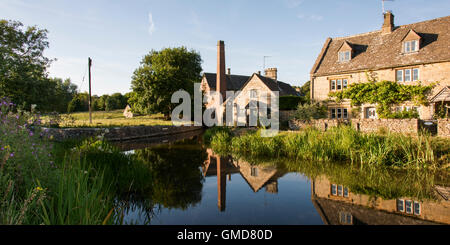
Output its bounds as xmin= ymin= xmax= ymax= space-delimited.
xmin=133 ymin=145 xmax=206 ymax=210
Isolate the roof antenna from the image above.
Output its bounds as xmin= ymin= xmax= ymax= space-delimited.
xmin=263 ymin=56 xmax=271 ymax=70
xmin=382 ymin=0 xmax=394 ymax=14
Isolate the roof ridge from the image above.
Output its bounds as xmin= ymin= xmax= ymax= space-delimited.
xmin=333 ymin=15 xmax=450 ymax=41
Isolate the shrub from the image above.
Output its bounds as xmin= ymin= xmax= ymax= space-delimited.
xmin=279 ymin=96 xmax=305 ymax=110
xmin=293 ymin=102 xmax=328 ymax=121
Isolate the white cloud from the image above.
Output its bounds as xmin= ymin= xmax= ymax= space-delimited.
xmin=297 ymin=14 xmax=323 ymax=21
xmin=148 ymin=12 xmax=155 ymax=35
xmin=286 ymin=0 xmax=305 ymax=8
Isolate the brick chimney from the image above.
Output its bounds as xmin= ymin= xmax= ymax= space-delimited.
xmin=264 ymin=68 xmax=278 ymax=82
xmin=382 ymin=11 xmax=394 ymax=34
xmin=217 ymin=41 xmax=226 ymax=100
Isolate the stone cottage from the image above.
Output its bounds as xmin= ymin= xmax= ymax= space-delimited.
xmin=201 ymin=41 xmax=300 ymax=125
xmin=310 ymin=12 xmax=450 ymax=120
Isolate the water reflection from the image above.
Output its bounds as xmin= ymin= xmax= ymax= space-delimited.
xmin=116 ymin=139 xmax=449 ymax=225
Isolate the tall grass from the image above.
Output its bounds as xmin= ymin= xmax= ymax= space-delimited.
xmin=207 ymin=126 xmax=449 ymax=169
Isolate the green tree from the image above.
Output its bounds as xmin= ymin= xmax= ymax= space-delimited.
xmin=67 ymin=92 xmax=89 ymax=113
xmin=0 ymin=20 xmax=53 ymax=110
xmin=130 ymin=47 xmax=203 ymax=119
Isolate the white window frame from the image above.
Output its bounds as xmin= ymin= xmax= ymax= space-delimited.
xmin=413 ymin=201 xmax=421 ymax=216
xmin=331 ymin=80 xmax=336 ymax=90
xmin=413 ymin=68 xmax=419 ymax=81
xmin=397 ymin=199 xmax=405 ymax=212
xmin=331 ymin=184 xmax=337 ymax=196
xmin=339 ymin=51 xmax=351 ymax=62
xmin=404 ymin=40 xmax=419 ymax=53
xmin=337 ymin=80 xmax=342 ymax=90
xmin=405 ymin=69 xmax=412 ymax=82
xmin=343 ymin=79 xmax=348 ymax=89
xmin=405 ymin=200 xmax=413 ymax=214
xmin=396 ymin=70 xmax=404 ymax=82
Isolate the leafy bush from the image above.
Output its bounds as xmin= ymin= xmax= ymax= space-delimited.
xmin=293 ymin=102 xmax=328 ymax=121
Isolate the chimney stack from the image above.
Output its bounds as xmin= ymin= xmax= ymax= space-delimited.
xmin=217 ymin=41 xmax=226 ymax=100
xmin=227 ymin=68 xmax=231 ymax=75
xmin=382 ymin=11 xmax=394 ymax=34
xmin=264 ymin=68 xmax=278 ymax=82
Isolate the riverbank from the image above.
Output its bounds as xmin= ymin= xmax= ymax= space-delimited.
xmin=205 ymin=126 xmax=450 ymax=169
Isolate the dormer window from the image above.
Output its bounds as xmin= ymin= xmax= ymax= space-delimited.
xmin=338 ymin=41 xmax=353 ymax=63
xmin=339 ymin=51 xmax=351 ymax=62
xmin=404 ymin=40 xmax=419 ymax=53
xmin=402 ymin=30 xmax=421 ymax=54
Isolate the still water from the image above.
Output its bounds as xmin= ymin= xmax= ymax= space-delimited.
xmin=113 ymin=134 xmax=450 ymax=225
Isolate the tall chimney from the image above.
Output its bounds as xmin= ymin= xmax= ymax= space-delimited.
xmin=382 ymin=11 xmax=394 ymax=34
xmin=264 ymin=68 xmax=278 ymax=82
xmin=217 ymin=41 xmax=226 ymax=100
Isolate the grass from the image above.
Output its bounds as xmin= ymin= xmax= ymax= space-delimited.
xmin=207 ymin=126 xmax=450 ymax=169
xmin=42 ymin=110 xmax=174 ymax=128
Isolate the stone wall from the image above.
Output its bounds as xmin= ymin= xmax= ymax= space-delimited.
xmin=438 ymin=119 xmax=450 ymax=137
xmin=289 ymin=118 xmax=420 ymax=135
xmin=289 ymin=119 xmax=348 ymax=131
xmin=351 ymin=119 xmax=419 ymax=134
xmin=279 ymin=110 xmax=296 ymax=122
xmin=43 ymin=125 xmax=203 ymax=142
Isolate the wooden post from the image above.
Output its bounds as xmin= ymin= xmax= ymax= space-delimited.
xmin=88 ymin=57 xmax=92 ymax=124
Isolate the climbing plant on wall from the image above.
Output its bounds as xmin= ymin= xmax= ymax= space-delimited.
xmin=328 ymin=77 xmax=436 ymax=118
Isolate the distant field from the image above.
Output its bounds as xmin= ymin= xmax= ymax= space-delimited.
xmin=42 ymin=110 xmax=174 ymax=128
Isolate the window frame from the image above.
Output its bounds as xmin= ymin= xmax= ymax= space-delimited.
xmin=338 ymin=51 xmax=351 ymax=62
xmin=404 ymin=40 xmax=419 ymax=53
xmin=396 ymin=68 xmax=419 ymax=82
xmin=397 ymin=199 xmax=405 ymax=212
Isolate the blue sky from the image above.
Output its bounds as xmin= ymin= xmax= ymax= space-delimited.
xmin=1 ymin=0 xmax=449 ymax=95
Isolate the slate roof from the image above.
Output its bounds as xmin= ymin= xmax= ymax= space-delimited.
xmin=203 ymin=73 xmax=300 ymax=96
xmin=311 ymin=15 xmax=450 ymax=76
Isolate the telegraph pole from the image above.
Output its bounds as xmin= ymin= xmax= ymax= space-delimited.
xmin=88 ymin=57 xmax=92 ymax=124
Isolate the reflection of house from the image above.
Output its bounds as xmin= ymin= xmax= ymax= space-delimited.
xmin=202 ymin=149 xmax=286 ymax=211
xmin=311 ymin=175 xmax=450 ymax=225
xmin=201 ymin=41 xmax=299 ymax=125
xmin=311 ymin=13 xmax=450 ymax=120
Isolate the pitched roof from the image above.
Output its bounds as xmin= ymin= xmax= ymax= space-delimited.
xmin=203 ymin=72 xmax=300 ymax=96
xmin=312 ymin=15 xmax=450 ymax=76
xmin=203 ymin=73 xmax=250 ymax=91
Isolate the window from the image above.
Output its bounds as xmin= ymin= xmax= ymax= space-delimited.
xmin=414 ymin=202 xmax=421 ymax=215
xmin=330 ymin=108 xmax=348 ymax=119
xmin=397 ymin=199 xmax=405 ymax=212
xmin=250 ymin=89 xmax=258 ymax=99
xmin=251 ymin=167 xmax=258 ymax=177
xmin=331 ymin=184 xmax=337 ymax=196
xmin=330 ymin=78 xmax=349 ymax=91
xmin=396 ymin=70 xmax=403 ymax=82
xmin=339 ymin=212 xmax=353 ymax=225
xmin=331 ymin=184 xmax=350 ymax=197
xmin=405 ymin=200 xmax=413 ymax=214
xmin=413 ymin=68 xmax=419 ymax=81
xmin=405 ymin=69 xmax=411 ymax=82
xmin=339 ymin=51 xmax=351 ymax=62
xmin=396 ymin=68 xmax=419 ymax=82
xmin=404 ymin=40 xmax=419 ymax=53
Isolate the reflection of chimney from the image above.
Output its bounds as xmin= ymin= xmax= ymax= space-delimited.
xmin=217 ymin=156 xmax=227 ymax=212
xmin=264 ymin=68 xmax=278 ymax=82
xmin=265 ymin=180 xmax=278 ymax=194
xmin=382 ymin=11 xmax=394 ymax=34
xmin=217 ymin=41 xmax=226 ymax=100
xmin=227 ymin=68 xmax=231 ymax=75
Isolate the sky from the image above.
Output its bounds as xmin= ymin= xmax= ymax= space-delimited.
xmin=1 ymin=0 xmax=449 ymax=96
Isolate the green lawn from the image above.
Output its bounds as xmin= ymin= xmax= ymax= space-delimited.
xmin=43 ymin=110 xmax=174 ymax=128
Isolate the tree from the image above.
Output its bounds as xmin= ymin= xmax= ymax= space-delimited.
xmin=299 ymin=81 xmax=311 ymax=104
xmin=67 ymin=92 xmax=89 ymax=113
xmin=130 ymin=47 xmax=203 ymax=119
xmin=0 ymin=20 xmax=53 ymax=110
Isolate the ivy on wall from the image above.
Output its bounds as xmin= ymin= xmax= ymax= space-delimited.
xmin=328 ymin=77 xmax=436 ymax=118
